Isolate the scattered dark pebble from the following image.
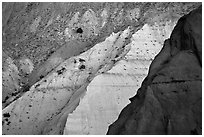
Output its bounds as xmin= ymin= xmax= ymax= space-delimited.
xmin=76 ymin=28 xmax=83 ymax=33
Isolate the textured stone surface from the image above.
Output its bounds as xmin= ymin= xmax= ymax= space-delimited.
xmin=107 ymin=6 xmax=202 ymax=135
xmin=2 ymin=2 xmax=201 ymax=135
xmin=2 ymin=2 xmax=200 ymax=110
xmin=64 ymin=22 xmax=176 ymax=135
xmin=2 ymin=27 xmax=133 ymax=135
xmin=2 ymin=2 xmax=140 ymax=111
xmin=2 ymin=52 xmax=20 ymax=108
xmin=64 ymin=3 xmax=201 ymax=135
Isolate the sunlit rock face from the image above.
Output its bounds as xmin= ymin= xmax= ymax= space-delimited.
xmin=107 ymin=6 xmax=202 ymax=135
xmin=2 ymin=2 xmax=201 ymax=135
xmin=2 ymin=26 xmax=133 ymax=135
xmin=64 ymin=23 xmax=176 ymax=135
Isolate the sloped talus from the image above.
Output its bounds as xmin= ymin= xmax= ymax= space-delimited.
xmin=107 ymin=6 xmax=202 ymax=135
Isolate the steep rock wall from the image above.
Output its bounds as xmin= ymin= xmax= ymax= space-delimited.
xmin=107 ymin=6 xmax=202 ymax=135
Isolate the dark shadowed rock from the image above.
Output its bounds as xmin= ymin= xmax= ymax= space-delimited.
xmin=107 ymin=6 xmax=202 ymax=135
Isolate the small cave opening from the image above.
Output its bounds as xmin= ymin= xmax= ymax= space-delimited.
xmin=76 ymin=28 xmax=83 ymax=34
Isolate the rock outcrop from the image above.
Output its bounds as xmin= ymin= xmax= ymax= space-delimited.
xmin=2 ymin=2 xmax=201 ymax=135
xmin=2 ymin=27 xmax=133 ymax=135
xmin=107 ymin=6 xmax=202 ymax=135
xmin=2 ymin=2 xmax=145 ymax=110
xmin=2 ymin=2 xmax=200 ymax=109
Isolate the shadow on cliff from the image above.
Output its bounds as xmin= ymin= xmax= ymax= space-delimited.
xmin=107 ymin=5 xmax=202 ymax=135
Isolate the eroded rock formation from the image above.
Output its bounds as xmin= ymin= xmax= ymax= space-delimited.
xmin=2 ymin=27 xmax=133 ymax=134
xmin=107 ymin=6 xmax=202 ymax=135
xmin=2 ymin=2 xmax=144 ymax=110
xmin=2 ymin=2 xmax=201 ymax=135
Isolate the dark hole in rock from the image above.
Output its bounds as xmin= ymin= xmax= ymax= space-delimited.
xmin=11 ymin=92 xmax=18 ymax=96
xmin=3 ymin=96 xmax=9 ymax=103
xmin=115 ymin=54 xmax=119 ymax=58
xmin=57 ymin=67 xmax=66 ymax=75
xmin=74 ymin=59 xmax=77 ymax=63
xmin=76 ymin=28 xmax=83 ymax=33
xmin=7 ymin=121 xmax=11 ymax=125
xmin=79 ymin=65 xmax=86 ymax=70
xmin=172 ymin=90 xmax=178 ymax=93
xmin=3 ymin=113 xmax=10 ymax=118
xmin=79 ymin=58 xmax=85 ymax=62
xmin=35 ymin=83 xmax=40 ymax=88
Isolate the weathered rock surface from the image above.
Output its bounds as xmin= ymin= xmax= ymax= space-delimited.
xmin=2 ymin=2 xmax=201 ymax=135
xmin=64 ymin=3 xmax=201 ymax=135
xmin=107 ymin=6 xmax=202 ymax=135
xmin=2 ymin=53 xmax=34 ymax=109
xmin=2 ymin=52 xmax=20 ymax=108
xmin=64 ymin=21 xmax=176 ymax=134
xmin=2 ymin=2 xmax=145 ymax=109
xmin=2 ymin=2 xmax=200 ymax=109
xmin=2 ymin=27 xmax=133 ymax=135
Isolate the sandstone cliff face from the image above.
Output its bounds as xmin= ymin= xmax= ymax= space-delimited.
xmin=107 ymin=6 xmax=202 ymax=135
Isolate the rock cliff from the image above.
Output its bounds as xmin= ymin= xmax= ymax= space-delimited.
xmin=2 ymin=2 xmax=201 ymax=135
xmin=107 ymin=6 xmax=202 ymax=135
